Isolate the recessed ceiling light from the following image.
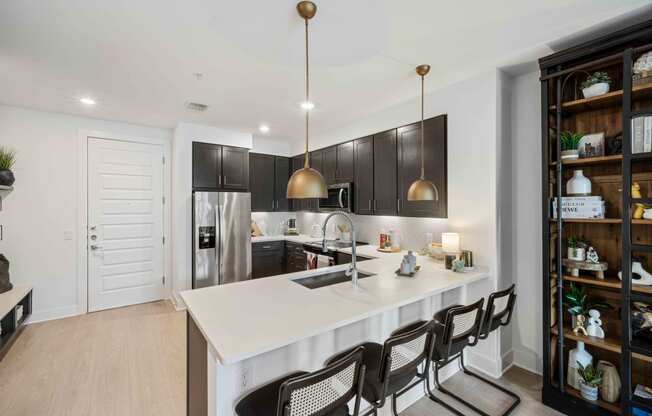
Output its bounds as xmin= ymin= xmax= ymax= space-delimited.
xmin=259 ymin=124 xmax=270 ymax=133
xmin=300 ymin=101 xmax=315 ymax=110
xmin=79 ymin=97 xmax=96 ymax=105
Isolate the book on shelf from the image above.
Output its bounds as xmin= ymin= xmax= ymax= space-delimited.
xmin=552 ymin=197 xmax=605 ymax=219
xmin=632 ymin=116 xmax=652 ymax=153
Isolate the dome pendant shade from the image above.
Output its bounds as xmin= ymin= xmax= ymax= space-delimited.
xmin=407 ymin=178 xmax=439 ymax=201
xmin=287 ymin=167 xmax=327 ymax=198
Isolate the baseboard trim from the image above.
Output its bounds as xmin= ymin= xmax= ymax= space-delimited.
xmin=513 ymin=347 xmax=543 ymax=375
xmin=27 ymin=305 xmax=82 ymax=324
xmin=171 ymin=291 xmax=187 ymax=311
xmin=465 ymin=349 xmax=502 ymax=379
xmin=393 ymin=357 xmax=461 ymax=413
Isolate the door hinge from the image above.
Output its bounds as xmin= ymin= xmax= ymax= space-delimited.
xmin=162 ymin=196 xmax=165 ymax=204
xmin=162 ymin=156 xmax=165 ymax=164
xmin=162 ymin=275 xmax=165 ymax=285
xmin=162 ymin=236 xmax=165 ymax=244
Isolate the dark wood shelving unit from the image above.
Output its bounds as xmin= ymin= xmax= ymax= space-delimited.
xmin=541 ymin=21 xmax=652 ymax=416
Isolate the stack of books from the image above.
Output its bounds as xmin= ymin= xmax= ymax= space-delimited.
xmin=632 ymin=116 xmax=652 ymax=154
xmin=552 ymin=196 xmax=605 ymax=219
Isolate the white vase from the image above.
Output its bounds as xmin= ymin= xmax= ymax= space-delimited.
xmin=580 ymin=381 xmax=599 ymax=401
xmin=582 ymin=82 xmax=610 ymax=99
xmin=568 ymin=341 xmax=593 ymax=390
xmin=567 ymin=170 xmax=592 ymax=195
xmin=561 ymin=149 xmax=579 ymax=160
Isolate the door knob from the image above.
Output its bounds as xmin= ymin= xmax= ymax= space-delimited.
xmin=90 ymin=244 xmax=102 ymax=250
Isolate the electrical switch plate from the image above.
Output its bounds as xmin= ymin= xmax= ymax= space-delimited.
xmin=64 ymin=230 xmax=73 ymax=240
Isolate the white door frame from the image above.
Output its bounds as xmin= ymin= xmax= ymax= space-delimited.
xmin=77 ymin=129 xmax=172 ymax=314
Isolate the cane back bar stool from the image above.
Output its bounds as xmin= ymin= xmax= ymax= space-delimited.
xmin=235 ymin=346 xmax=366 ymax=416
xmin=325 ymin=320 xmax=434 ymax=416
xmin=464 ymin=284 xmax=520 ymax=416
xmin=426 ymin=298 xmax=485 ymax=416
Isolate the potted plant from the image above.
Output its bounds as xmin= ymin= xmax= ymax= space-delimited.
xmin=568 ymin=236 xmax=587 ymax=261
xmin=577 ymin=362 xmax=603 ymax=401
xmin=0 ymin=146 xmax=16 ymax=187
xmin=560 ymin=131 xmax=584 ymax=160
xmin=581 ymin=71 xmax=612 ymax=99
xmin=564 ymin=282 xmax=612 ymax=329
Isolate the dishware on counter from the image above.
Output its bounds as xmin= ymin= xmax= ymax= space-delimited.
xmin=388 ymin=229 xmax=401 ymax=250
xmin=377 ymin=246 xmax=401 ymax=253
xmin=442 ymin=232 xmax=460 ymax=270
xmin=451 ymin=259 xmax=466 ymax=272
xmin=429 ymin=242 xmax=445 ymax=262
xmin=395 ymin=265 xmax=421 ymax=277
xmin=461 ymin=250 xmax=474 ymax=270
xmin=396 ymin=252 xmax=419 ymax=276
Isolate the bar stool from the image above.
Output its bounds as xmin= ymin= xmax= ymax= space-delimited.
xmin=325 ymin=320 xmax=434 ymax=416
xmin=426 ymin=298 xmax=485 ymax=416
xmin=464 ymin=284 xmax=520 ymax=416
xmin=235 ymin=346 xmax=366 ymax=416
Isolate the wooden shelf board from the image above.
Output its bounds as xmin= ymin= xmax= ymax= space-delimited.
xmin=549 ymin=82 xmax=652 ymax=113
xmin=633 ymin=219 xmax=652 ymax=225
xmin=550 ymin=155 xmax=623 ymax=167
xmin=552 ymin=326 xmax=652 ymax=364
xmin=549 ymin=218 xmax=622 ymax=224
xmin=554 ymin=273 xmax=652 ymax=295
xmin=564 ymin=385 xmax=621 ymax=414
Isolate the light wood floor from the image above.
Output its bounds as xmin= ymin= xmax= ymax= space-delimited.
xmin=0 ymin=300 xmax=559 ymax=416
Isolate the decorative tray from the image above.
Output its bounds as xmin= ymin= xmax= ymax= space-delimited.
xmin=378 ymin=247 xmax=401 ymax=253
xmin=395 ymin=265 xmax=420 ymax=277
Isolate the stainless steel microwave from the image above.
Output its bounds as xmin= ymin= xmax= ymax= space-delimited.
xmin=319 ymin=183 xmax=352 ymax=212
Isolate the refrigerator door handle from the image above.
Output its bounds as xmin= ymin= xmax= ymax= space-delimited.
xmin=218 ymin=203 xmax=226 ymax=284
xmin=215 ymin=206 xmax=221 ymax=285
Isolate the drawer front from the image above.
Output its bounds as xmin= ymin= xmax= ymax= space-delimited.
xmin=252 ymin=241 xmax=284 ymax=253
xmin=252 ymin=252 xmax=284 ymax=279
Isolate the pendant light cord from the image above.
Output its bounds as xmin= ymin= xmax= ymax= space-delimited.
xmin=420 ymin=74 xmax=425 ymax=179
xmin=304 ymin=18 xmax=310 ymax=169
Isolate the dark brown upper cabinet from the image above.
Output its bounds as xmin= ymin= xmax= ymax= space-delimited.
xmin=373 ymin=129 xmax=398 ymax=216
xmin=274 ymin=156 xmax=290 ymax=211
xmin=290 ymin=155 xmax=308 ymax=212
xmin=322 ymin=146 xmax=338 ymax=185
xmin=249 ymin=153 xmax=275 ymax=212
xmin=193 ymin=142 xmax=221 ymax=190
xmin=336 ymin=141 xmax=354 ymax=183
xmin=221 ymin=146 xmax=249 ymax=190
xmin=193 ymin=142 xmax=249 ymax=191
xmin=354 ymin=136 xmax=374 ymax=215
xmin=397 ymin=115 xmax=447 ymax=218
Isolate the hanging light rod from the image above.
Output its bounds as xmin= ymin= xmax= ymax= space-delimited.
xmin=287 ymin=1 xmax=327 ymax=199
xmin=407 ymin=64 xmax=439 ymax=202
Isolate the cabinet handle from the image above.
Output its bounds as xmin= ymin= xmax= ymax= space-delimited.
xmin=262 ymin=245 xmax=272 ymax=249
xmin=397 ymin=198 xmax=401 ymax=213
xmin=368 ymin=200 xmax=371 ymax=211
xmin=223 ymin=176 xmax=227 ymax=185
xmin=272 ymin=200 xmax=275 ymax=210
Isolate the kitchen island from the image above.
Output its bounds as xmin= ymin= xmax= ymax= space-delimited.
xmin=181 ymin=238 xmax=489 ymax=416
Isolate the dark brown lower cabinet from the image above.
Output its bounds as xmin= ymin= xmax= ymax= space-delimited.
xmin=335 ymin=252 xmax=373 ymax=265
xmin=252 ymin=241 xmax=285 ymax=278
xmin=285 ymin=242 xmax=307 ymax=272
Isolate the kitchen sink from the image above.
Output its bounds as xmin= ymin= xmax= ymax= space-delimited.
xmin=292 ymin=270 xmax=375 ymax=289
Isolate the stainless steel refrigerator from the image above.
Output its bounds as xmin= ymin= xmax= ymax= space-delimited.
xmin=192 ymin=192 xmax=251 ymax=288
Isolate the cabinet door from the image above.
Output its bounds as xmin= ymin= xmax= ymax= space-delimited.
xmin=222 ymin=146 xmax=249 ymax=190
xmin=336 ymin=141 xmax=354 ymax=183
xmin=354 ymin=136 xmax=374 ymax=215
xmin=249 ymin=153 xmax=275 ymax=212
xmin=373 ymin=129 xmax=398 ymax=215
xmin=274 ymin=156 xmax=290 ymax=211
xmin=252 ymin=242 xmax=285 ymax=278
xmin=322 ymin=146 xmax=338 ymax=185
xmin=306 ymin=150 xmax=323 ymax=211
xmin=397 ymin=115 xmax=447 ymax=217
xmin=192 ymin=142 xmax=221 ymax=190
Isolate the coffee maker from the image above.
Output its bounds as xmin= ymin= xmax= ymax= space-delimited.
xmin=286 ymin=218 xmax=298 ymax=235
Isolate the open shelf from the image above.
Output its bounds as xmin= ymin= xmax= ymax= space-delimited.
xmin=632 ymin=152 xmax=652 ymax=161
xmin=549 ymin=218 xmax=622 ymax=224
xmin=565 ymin=385 xmax=621 ymax=414
xmin=549 ymin=82 xmax=652 ymax=114
xmin=552 ymin=326 xmax=652 ymax=364
xmin=555 ymin=273 xmax=652 ymax=295
xmin=551 ymin=155 xmax=623 ymax=167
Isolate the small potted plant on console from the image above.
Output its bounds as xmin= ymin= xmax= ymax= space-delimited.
xmin=0 ymin=146 xmax=16 ymax=187
xmin=577 ymin=362 xmax=603 ymax=401
xmin=581 ymin=71 xmax=612 ymax=99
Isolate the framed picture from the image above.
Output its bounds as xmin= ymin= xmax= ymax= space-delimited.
xmin=579 ymin=132 xmax=605 ymax=158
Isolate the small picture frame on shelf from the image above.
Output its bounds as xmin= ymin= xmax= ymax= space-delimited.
xmin=578 ymin=133 xmax=605 ymax=158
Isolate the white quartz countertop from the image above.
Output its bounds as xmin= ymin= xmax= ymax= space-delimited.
xmin=181 ymin=240 xmax=489 ymax=365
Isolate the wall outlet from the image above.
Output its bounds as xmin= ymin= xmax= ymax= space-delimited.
xmin=63 ymin=230 xmax=73 ymax=240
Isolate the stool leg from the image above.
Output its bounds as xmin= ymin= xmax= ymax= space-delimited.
xmin=425 ymin=361 xmax=466 ymax=416
xmin=459 ymin=354 xmax=521 ymax=416
xmin=431 ymin=357 xmax=492 ymax=416
xmin=391 ymin=394 xmax=399 ymax=416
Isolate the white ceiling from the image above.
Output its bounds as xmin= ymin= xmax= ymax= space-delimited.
xmin=0 ymin=0 xmax=650 ymax=143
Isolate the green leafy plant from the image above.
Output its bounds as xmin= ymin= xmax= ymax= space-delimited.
xmin=568 ymin=236 xmax=588 ymax=249
xmin=581 ymin=71 xmax=612 ymax=89
xmin=577 ymin=362 xmax=603 ymax=387
xmin=560 ymin=131 xmax=584 ymax=151
xmin=564 ymin=282 xmax=612 ymax=317
xmin=0 ymin=147 xmax=16 ymax=171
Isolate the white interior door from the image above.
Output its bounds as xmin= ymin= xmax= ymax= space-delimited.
xmin=88 ymin=137 xmax=165 ymax=312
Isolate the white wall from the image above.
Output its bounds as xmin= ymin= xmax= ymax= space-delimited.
xmin=509 ymin=70 xmax=544 ymax=374
xmin=170 ymin=123 xmax=252 ymax=306
xmin=251 ymin=136 xmax=294 ymax=157
xmin=293 ymin=70 xmax=507 ymax=376
xmin=0 ymin=105 xmax=172 ymax=322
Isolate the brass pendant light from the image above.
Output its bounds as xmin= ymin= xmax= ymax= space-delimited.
xmin=287 ymin=1 xmax=327 ymax=199
xmin=407 ymin=64 xmax=439 ymax=201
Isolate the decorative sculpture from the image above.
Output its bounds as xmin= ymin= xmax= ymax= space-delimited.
xmin=586 ymin=247 xmax=600 ymax=264
xmin=586 ymin=309 xmax=605 ymax=339
xmin=573 ymin=314 xmax=589 ymax=336
xmin=619 ymin=261 xmax=652 ymax=286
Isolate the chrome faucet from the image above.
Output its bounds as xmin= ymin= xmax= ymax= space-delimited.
xmin=322 ymin=212 xmax=359 ymax=287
